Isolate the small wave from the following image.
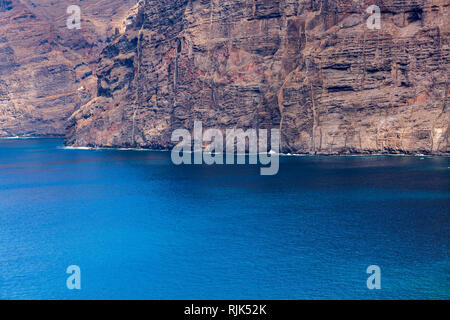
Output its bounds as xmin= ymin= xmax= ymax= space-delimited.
xmin=62 ymin=146 xmax=169 ymax=152
xmin=0 ymin=136 xmax=40 ymax=140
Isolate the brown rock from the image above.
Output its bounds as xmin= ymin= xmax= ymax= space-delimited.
xmin=5 ymin=0 xmax=449 ymax=155
xmin=0 ymin=0 xmax=137 ymax=137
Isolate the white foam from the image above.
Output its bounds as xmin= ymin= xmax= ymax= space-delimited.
xmin=0 ymin=136 xmax=40 ymax=140
xmin=62 ymin=146 xmax=169 ymax=152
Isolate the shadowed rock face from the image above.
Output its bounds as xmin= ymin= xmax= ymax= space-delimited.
xmin=11 ymin=0 xmax=450 ymax=154
xmin=65 ymin=0 xmax=449 ymax=155
xmin=0 ymin=0 xmax=137 ymax=137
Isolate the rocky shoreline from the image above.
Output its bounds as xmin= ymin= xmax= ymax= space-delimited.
xmin=61 ymin=139 xmax=450 ymax=157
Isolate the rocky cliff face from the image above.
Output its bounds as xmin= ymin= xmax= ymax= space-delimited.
xmin=0 ymin=0 xmax=137 ymax=137
xmin=29 ymin=1 xmax=450 ymax=154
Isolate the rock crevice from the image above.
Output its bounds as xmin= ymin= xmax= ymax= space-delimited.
xmin=29 ymin=0 xmax=450 ymax=154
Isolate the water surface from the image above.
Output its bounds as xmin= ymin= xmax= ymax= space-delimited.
xmin=0 ymin=138 xmax=448 ymax=299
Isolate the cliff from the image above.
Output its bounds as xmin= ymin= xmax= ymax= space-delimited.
xmin=5 ymin=0 xmax=449 ymax=155
xmin=0 ymin=0 xmax=137 ymax=137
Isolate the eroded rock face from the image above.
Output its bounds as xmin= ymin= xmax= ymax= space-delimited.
xmin=64 ymin=1 xmax=449 ymax=154
xmin=0 ymin=0 xmax=137 ymax=136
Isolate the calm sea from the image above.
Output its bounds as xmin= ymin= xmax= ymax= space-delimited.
xmin=0 ymin=138 xmax=448 ymax=299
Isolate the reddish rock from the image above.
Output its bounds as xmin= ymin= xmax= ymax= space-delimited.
xmin=0 ymin=0 xmax=137 ymax=136
xmin=67 ymin=0 xmax=449 ymax=154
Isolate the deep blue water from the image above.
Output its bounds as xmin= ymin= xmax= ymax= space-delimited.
xmin=0 ymin=138 xmax=448 ymax=300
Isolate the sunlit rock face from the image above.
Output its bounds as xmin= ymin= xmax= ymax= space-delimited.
xmin=65 ymin=0 xmax=449 ymax=154
xmin=0 ymin=0 xmax=137 ymax=137
xmin=3 ymin=0 xmax=447 ymax=154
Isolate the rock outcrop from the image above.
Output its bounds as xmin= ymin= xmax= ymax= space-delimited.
xmin=0 ymin=0 xmax=137 ymax=137
xmin=7 ymin=0 xmax=449 ymax=155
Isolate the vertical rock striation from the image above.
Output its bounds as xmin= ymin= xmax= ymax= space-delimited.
xmin=0 ymin=0 xmax=137 ymax=137
xmin=43 ymin=1 xmax=450 ymax=154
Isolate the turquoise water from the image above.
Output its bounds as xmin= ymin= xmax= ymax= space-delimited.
xmin=0 ymin=138 xmax=448 ymax=299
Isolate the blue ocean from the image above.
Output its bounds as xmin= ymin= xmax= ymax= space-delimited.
xmin=0 ymin=138 xmax=448 ymax=299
